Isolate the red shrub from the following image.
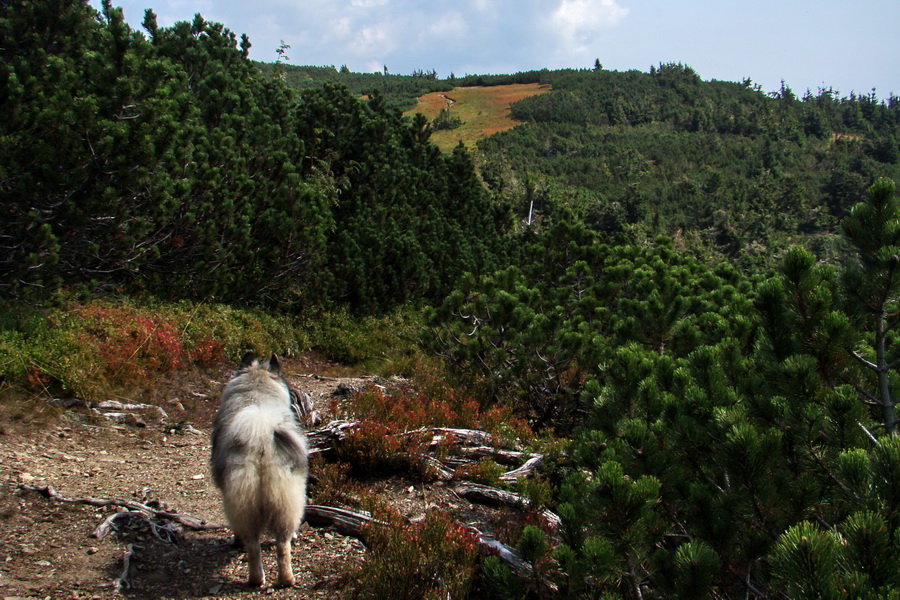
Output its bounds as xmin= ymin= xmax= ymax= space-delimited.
xmin=75 ymin=303 xmax=185 ymax=384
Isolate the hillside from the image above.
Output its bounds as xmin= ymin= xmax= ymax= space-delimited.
xmin=404 ymin=83 xmax=551 ymax=151
xmin=274 ymin=62 xmax=900 ymax=269
xmin=470 ymin=66 xmax=900 ymax=268
xmin=3 ymin=3 xmax=900 ymax=599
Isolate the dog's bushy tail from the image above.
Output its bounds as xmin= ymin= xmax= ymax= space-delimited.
xmin=217 ymin=405 xmax=308 ymax=538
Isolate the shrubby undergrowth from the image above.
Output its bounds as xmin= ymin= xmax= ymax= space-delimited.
xmin=3 ymin=2 xmax=900 ymax=598
xmin=0 ymin=295 xmax=421 ymax=402
xmin=427 ymin=179 xmax=900 ymax=599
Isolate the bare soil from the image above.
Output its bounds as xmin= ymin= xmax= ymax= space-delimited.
xmin=0 ymin=357 xmax=512 ymax=599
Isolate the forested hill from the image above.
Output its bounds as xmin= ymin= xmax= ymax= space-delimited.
xmin=271 ymin=62 xmax=900 ymax=270
xmin=474 ymin=65 xmax=900 ymax=269
xmin=0 ymin=1 xmax=508 ymax=310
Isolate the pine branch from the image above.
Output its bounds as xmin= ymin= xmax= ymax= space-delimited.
xmin=851 ymin=350 xmax=878 ymax=371
xmin=886 ymin=354 xmax=900 ymax=371
xmin=853 ymin=384 xmax=881 ymax=407
xmin=858 ymin=422 xmax=880 ymax=444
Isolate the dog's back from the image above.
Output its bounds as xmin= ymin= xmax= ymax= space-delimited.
xmin=211 ymin=352 xmax=308 ymax=587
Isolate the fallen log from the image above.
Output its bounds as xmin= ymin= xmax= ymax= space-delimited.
xmin=307 ymin=419 xmax=359 ymax=455
xmin=454 ymin=482 xmax=562 ymax=531
xmin=426 ymin=427 xmax=495 ymax=447
xmin=307 ymin=421 xmax=543 ymax=478
xmin=414 ymin=454 xmax=456 ymax=481
xmin=500 ymin=454 xmax=544 ymax=482
xmin=455 ymin=446 xmax=539 ymax=466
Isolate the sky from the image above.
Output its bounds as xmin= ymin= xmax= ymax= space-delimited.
xmin=89 ymin=0 xmax=899 ymax=100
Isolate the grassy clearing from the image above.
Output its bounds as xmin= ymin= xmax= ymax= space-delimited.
xmin=406 ymin=83 xmax=551 ymax=151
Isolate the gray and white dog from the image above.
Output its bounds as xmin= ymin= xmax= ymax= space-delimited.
xmin=211 ymin=351 xmax=308 ymax=587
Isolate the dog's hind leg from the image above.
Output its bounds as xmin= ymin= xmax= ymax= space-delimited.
xmin=244 ymin=535 xmax=265 ymax=587
xmin=275 ymin=534 xmax=294 ymax=587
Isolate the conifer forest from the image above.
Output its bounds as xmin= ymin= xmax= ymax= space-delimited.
xmin=3 ymin=1 xmax=900 ymax=598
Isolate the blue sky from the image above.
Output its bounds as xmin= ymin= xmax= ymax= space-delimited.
xmin=91 ymin=0 xmax=898 ymax=99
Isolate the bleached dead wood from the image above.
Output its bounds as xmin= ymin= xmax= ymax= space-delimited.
xmin=92 ymin=510 xmax=182 ymax=543
xmin=414 ymin=454 xmax=456 ymax=481
xmin=116 ymin=543 xmax=138 ymax=592
xmin=96 ymin=400 xmax=169 ymax=421
xmin=455 ymin=446 xmax=539 ymax=465
xmin=304 ymin=505 xmax=383 ymax=538
xmin=307 ymin=419 xmax=359 ymax=456
xmin=499 ymin=454 xmax=544 ymax=482
xmin=307 ymin=421 xmax=545 ymax=482
xmin=425 ymin=427 xmax=496 ymax=447
xmin=454 ymin=482 xmax=562 ymax=531
xmin=19 ymin=484 xmax=223 ymax=531
xmin=304 ymin=504 xmax=535 ymax=580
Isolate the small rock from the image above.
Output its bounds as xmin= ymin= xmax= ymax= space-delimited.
xmin=18 ymin=472 xmax=34 ymax=483
xmin=86 ymin=547 xmax=99 ymax=555
xmin=190 ymin=474 xmax=204 ymax=480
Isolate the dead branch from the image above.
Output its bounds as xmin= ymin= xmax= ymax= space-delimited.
xmin=117 ymin=543 xmax=139 ymax=592
xmin=304 ymin=504 xmax=538 ymax=582
xmin=500 ymin=454 xmax=544 ymax=482
xmin=92 ymin=510 xmax=182 ymax=543
xmin=307 ymin=419 xmax=359 ymax=455
xmin=414 ymin=454 xmax=456 ymax=481
xmin=455 ymin=446 xmax=539 ymax=466
xmin=96 ymin=400 xmax=169 ymax=421
xmin=427 ymin=427 xmax=496 ymax=447
xmin=304 ymin=505 xmax=384 ymax=539
xmin=454 ymin=482 xmax=562 ymax=531
xmin=18 ymin=484 xmax=223 ymax=530
xmin=306 ymin=421 xmax=545 ymax=482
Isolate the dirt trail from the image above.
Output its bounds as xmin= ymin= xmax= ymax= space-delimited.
xmin=0 ymin=359 xmax=505 ymax=599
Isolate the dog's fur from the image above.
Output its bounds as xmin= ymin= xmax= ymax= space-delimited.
xmin=211 ymin=352 xmax=308 ymax=587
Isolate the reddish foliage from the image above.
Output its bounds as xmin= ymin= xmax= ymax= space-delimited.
xmin=188 ymin=336 xmax=226 ymax=367
xmin=336 ymin=419 xmax=421 ymax=475
xmin=352 ymin=509 xmax=480 ymax=598
xmin=25 ymin=366 xmax=51 ymax=391
xmin=75 ymin=304 xmax=185 ymax=384
xmin=351 ymin=382 xmax=532 ymax=442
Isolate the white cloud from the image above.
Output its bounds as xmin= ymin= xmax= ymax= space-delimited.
xmin=352 ymin=23 xmax=394 ymax=56
xmin=350 ymin=0 xmax=390 ymax=7
xmin=428 ymin=11 xmax=467 ymax=37
xmin=552 ymin=0 xmax=629 ymax=46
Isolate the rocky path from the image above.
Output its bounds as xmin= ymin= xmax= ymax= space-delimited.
xmin=0 ymin=360 xmax=523 ymax=599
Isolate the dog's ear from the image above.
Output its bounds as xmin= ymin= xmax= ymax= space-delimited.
xmin=268 ymin=353 xmax=281 ymax=376
xmin=240 ymin=351 xmax=257 ymax=368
